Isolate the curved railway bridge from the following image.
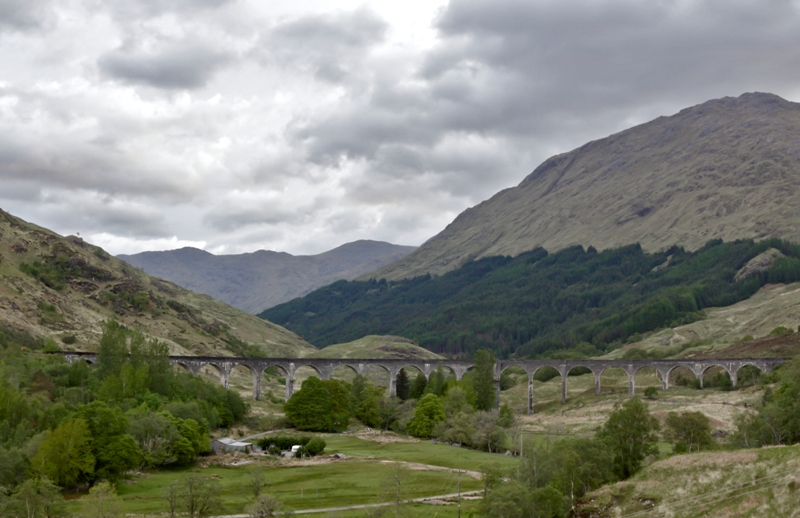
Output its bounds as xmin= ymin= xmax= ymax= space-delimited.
xmin=62 ymin=353 xmax=786 ymax=414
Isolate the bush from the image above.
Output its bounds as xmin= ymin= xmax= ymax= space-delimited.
xmin=643 ymin=386 xmax=658 ymax=399
xmin=769 ymin=326 xmax=793 ymax=336
xmin=304 ymin=438 xmax=326 ymax=456
xmin=257 ymin=435 xmax=311 ymax=451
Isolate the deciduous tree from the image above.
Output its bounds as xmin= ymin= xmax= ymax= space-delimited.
xmin=284 ymin=377 xmax=334 ymax=432
xmin=81 ymin=481 xmax=124 ymax=518
xmin=664 ymin=411 xmax=714 ymax=453
xmin=247 ymin=494 xmax=284 ymax=518
xmin=31 ymin=418 xmax=95 ymax=488
xmin=597 ymin=398 xmax=659 ymax=478
xmin=406 ymin=394 xmax=445 ymax=438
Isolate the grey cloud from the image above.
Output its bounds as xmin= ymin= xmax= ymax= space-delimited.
xmin=0 ymin=132 xmax=197 ymax=202
xmin=0 ymin=0 xmax=53 ymax=33
xmin=203 ymin=200 xmax=329 ymax=233
xmin=427 ymin=0 xmax=800 ymax=126
xmin=289 ymin=0 xmax=800 ymax=215
xmin=0 ymin=189 xmax=171 ymax=239
xmin=100 ymin=0 xmax=236 ymax=20
xmin=257 ymin=8 xmax=388 ymax=84
xmin=98 ymin=39 xmax=235 ymax=90
xmin=41 ymin=195 xmax=171 ymax=238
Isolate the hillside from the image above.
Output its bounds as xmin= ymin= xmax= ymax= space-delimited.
xmin=368 ymin=92 xmax=800 ymax=281
xmin=605 ymin=282 xmax=800 ymax=360
xmin=306 ymin=335 xmax=443 ymax=360
xmin=119 ymin=241 xmax=416 ymax=314
xmin=261 ymin=239 xmax=800 ymax=357
xmin=0 ymin=208 xmax=315 ymax=357
xmin=576 ymin=445 xmax=800 ymax=516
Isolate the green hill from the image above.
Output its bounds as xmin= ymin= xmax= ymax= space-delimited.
xmin=306 ymin=335 xmax=442 ymax=360
xmin=0 ymin=208 xmax=315 ymax=358
xmin=261 ymin=239 xmax=800 ymax=357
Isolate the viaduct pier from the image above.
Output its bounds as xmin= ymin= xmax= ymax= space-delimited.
xmin=63 ymin=353 xmax=786 ymax=414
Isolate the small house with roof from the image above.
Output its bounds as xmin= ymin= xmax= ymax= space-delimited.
xmin=211 ymin=437 xmax=254 ymax=454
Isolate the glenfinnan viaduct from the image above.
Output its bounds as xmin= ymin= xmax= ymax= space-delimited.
xmin=62 ymin=353 xmax=785 ymax=414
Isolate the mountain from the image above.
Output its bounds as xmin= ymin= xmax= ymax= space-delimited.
xmin=0 ymin=208 xmax=315 ymax=357
xmin=368 ymin=92 xmax=800 ymax=281
xmin=119 ymin=240 xmax=416 ymax=314
xmin=261 ymin=239 xmax=800 ymax=357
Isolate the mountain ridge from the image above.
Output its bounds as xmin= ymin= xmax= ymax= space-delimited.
xmin=119 ymin=240 xmax=416 ymax=314
xmin=0 ymin=208 xmax=315 ymax=357
xmin=366 ymin=92 xmax=800 ymax=281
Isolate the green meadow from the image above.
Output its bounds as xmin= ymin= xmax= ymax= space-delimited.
xmin=64 ymin=435 xmax=513 ymax=515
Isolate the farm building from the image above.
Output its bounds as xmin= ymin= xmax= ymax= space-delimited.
xmin=211 ymin=437 xmax=254 ymax=454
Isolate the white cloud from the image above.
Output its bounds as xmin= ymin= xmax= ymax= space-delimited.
xmin=1 ymin=0 xmax=800 ymax=257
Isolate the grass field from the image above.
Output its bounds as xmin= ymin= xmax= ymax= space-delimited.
xmin=62 ymin=434 xmax=513 ymax=516
xmin=64 ymin=461 xmax=484 ymax=515
xmin=313 ymin=499 xmax=483 ymax=518
xmin=323 ymin=435 xmax=519 ymax=471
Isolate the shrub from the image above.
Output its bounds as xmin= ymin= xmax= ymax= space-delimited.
xmin=769 ymin=326 xmax=793 ymax=336
xmin=643 ymin=386 xmax=658 ymax=399
xmin=257 ymin=435 xmax=310 ymax=451
xmin=304 ymin=438 xmax=326 ymax=456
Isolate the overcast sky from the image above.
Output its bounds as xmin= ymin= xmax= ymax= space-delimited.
xmin=2 ymin=0 xmax=800 ymax=256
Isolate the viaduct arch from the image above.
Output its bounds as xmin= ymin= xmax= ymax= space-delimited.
xmin=62 ymin=353 xmax=786 ymax=414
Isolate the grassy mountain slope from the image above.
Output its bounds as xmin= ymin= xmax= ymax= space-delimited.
xmin=368 ymin=92 xmax=800 ymax=281
xmin=262 ymin=239 xmax=800 ymax=357
xmin=119 ymin=240 xmax=416 ymax=314
xmin=306 ymin=335 xmax=443 ymax=360
xmin=0 ymin=208 xmax=315 ymax=357
xmin=577 ymin=445 xmax=800 ymax=516
xmin=606 ymin=282 xmax=800 ymax=360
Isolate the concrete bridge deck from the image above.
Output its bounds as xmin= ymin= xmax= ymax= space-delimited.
xmin=62 ymin=353 xmax=787 ymax=414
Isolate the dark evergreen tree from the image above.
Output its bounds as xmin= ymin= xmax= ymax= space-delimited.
xmin=409 ymin=373 xmax=427 ymax=399
xmin=396 ymin=369 xmax=410 ymax=400
xmin=472 ymin=349 xmax=497 ymax=411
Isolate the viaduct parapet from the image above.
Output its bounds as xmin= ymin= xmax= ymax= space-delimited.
xmin=62 ymin=353 xmax=786 ymax=414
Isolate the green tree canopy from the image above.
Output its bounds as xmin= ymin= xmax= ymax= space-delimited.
xmin=284 ymin=376 xmax=334 ymax=432
xmin=31 ymin=418 xmax=95 ymax=488
xmin=598 ymin=398 xmax=659 ymax=478
xmin=77 ymin=400 xmax=141 ymax=481
xmin=406 ymin=394 xmax=446 ymax=438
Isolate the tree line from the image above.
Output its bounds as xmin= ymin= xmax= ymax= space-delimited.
xmin=261 ymin=239 xmax=800 ymax=358
xmin=0 ymin=321 xmax=248 ymax=516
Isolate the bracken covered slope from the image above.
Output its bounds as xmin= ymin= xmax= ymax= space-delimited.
xmin=120 ymin=240 xmax=416 ymax=314
xmin=369 ymin=92 xmax=800 ymax=281
xmin=0 ymin=208 xmax=315 ymax=357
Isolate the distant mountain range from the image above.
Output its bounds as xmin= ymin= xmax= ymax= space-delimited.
xmin=367 ymin=92 xmax=800 ymax=281
xmin=119 ymin=241 xmax=416 ymax=314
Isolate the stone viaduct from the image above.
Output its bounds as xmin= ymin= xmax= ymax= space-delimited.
xmin=62 ymin=353 xmax=786 ymax=414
